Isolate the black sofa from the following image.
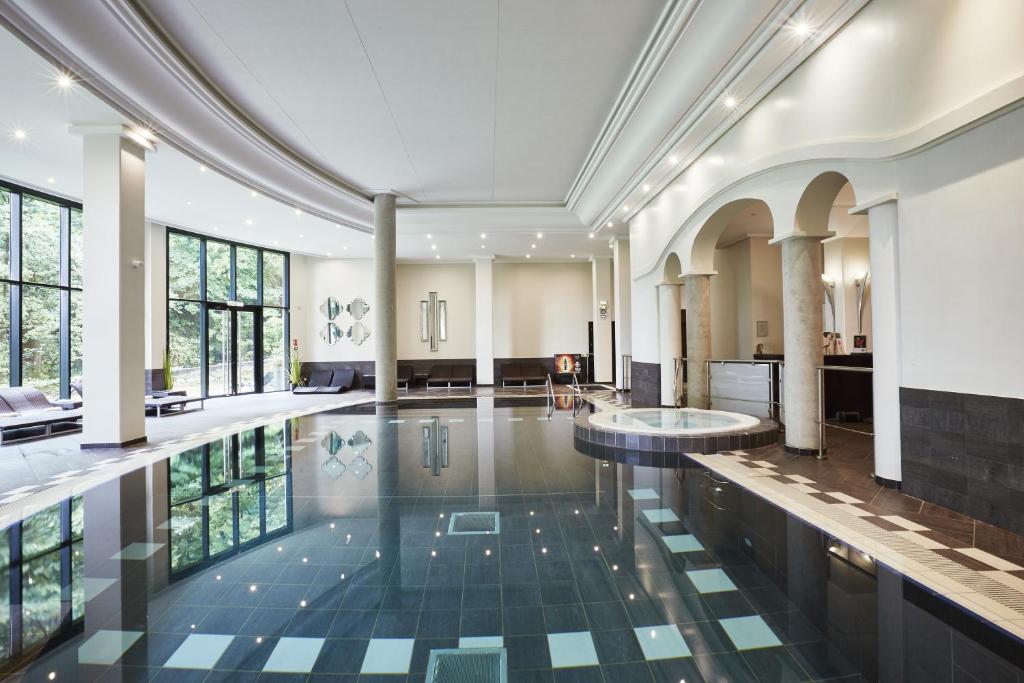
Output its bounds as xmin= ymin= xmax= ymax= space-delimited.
xmin=426 ymin=364 xmax=473 ymax=388
xmin=500 ymin=362 xmax=548 ymax=387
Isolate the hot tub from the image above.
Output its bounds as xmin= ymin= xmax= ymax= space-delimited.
xmin=588 ymin=407 xmax=760 ymax=435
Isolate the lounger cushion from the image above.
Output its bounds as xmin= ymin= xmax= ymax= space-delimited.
xmin=316 ymin=369 xmax=355 ymax=393
xmin=306 ymin=369 xmax=333 ymax=387
xmin=0 ymin=387 xmax=57 ymax=414
xmin=428 ymin=366 xmax=453 ymax=383
xmin=450 ymin=365 xmax=473 ymax=383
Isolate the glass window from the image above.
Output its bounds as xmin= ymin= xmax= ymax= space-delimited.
xmin=262 ymin=252 xmax=285 ymax=307
xmin=168 ymin=300 xmax=202 ymax=397
xmin=235 ymin=247 xmax=258 ymax=304
xmin=0 ymin=188 xmax=9 ymax=277
xmin=263 ymin=308 xmax=286 ymax=391
xmin=0 ymin=282 xmax=9 ymax=386
xmin=264 ymin=423 xmax=286 ymax=477
xmin=205 ymin=241 xmax=231 ymax=302
xmin=22 ymin=504 xmax=61 ymax=558
xmin=209 ymin=437 xmax=229 ymax=488
xmin=21 ymin=286 xmax=61 ymax=397
xmin=239 ymin=430 xmax=257 ymax=478
xmin=71 ymin=289 xmax=83 ymax=384
xmin=170 ymin=447 xmax=204 ymax=504
xmin=71 ymin=539 xmax=84 ymax=620
xmin=170 ymin=501 xmax=203 ymax=572
xmin=70 ymin=208 xmax=83 ymax=288
xmin=0 ymin=529 xmax=10 ymax=661
xmin=22 ymin=552 xmax=61 ymax=647
xmin=168 ymin=233 xmax=201 ymax=300
xmin=21 ymin=196 xmax=60 ymax=284
xmin=71 ymin=496 xmax=84 ymax=538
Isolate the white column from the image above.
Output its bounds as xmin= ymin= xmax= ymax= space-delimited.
xmin=75 ymin=126 xmax=151 ymax=448
xmin=474 ymin=257 xmax=494 ymax=385
xmin=144 ymin=222 xmax=166 ymax=378
xmin=612 ymin=239 xmax=632 ymax=390
xmin=591 ymin=256 xmax=613 ymax=383
xmin=780 ymin=235 xmax=825 ymax=453
xmin=852 ymin=195 xmax=902 ymax=483
xmin=657 ymin=282 xmax=682 ymax=406
xmin=683 ymin=273 xmax=712 ymax=409
xmin=373 ymin=193 xmax=397 ymax=404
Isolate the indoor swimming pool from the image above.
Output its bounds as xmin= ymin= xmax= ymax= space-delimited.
xmin=0 ymin=401 xmax=1020 ymax=682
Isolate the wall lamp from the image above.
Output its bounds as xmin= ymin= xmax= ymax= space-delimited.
xmin=821 ymin=274 xmax=837 ymax=334
xmin=853 ymin=271 xmax=870 ymax=334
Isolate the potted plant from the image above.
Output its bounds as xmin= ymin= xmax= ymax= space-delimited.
xmin=156 ymin=348 xmax=174 ymax=398
xmin=289 ymin=348 xmax=304 ymax=389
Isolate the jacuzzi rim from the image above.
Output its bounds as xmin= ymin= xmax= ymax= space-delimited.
xmin=588 ymin=407 xmax=761 ymax=436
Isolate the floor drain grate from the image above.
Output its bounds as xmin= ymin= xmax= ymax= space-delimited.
xmin=448 ymin=511 xmax=501 ymax=535
xmin=426 ymin=648 xmax=507 ymax=683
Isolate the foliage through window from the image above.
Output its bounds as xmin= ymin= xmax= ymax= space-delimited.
xmin=0 ymin=182 xmax=83 ymax=399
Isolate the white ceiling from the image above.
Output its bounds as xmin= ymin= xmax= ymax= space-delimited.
xmin=137 ymin=0 xmax=666 ymax=203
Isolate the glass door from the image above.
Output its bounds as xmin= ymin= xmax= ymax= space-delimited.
xmin=206 ymin=305 xmax=262 ymax=396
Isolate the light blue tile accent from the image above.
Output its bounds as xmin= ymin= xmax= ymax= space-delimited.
xmin=459 ymin=636 xmax=504 ymax=649
xmin=686 ymin=568 xmax=737 ymax=594
xmin=111 ymin=542 xmax=164 ymax=560
xmin=642 ymin=508 xmax=680 ymax=524
xmin=662 ymin=535 xmax=704 ymax=553
xmin=719 ymin=615 xmax=783 ymax=650
xmin=627 ymin=488 xmax=660 ymax=501
xmin=361 ymin=638 xmax=416 ymax=674
xmin=78 ymin=630 xmax=144 ymax=665
xmin=547 ymin=631 xmax=599 ymax=668
xmin=634 ymin=625 xmax=691 ymax=661
xmin=263 ymin=637 xmax=325 ymax=673
xmin=164 ymin=634 xmax=234 ymax=669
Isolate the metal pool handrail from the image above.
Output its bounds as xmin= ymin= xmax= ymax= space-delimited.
xmin=815 ymin=364 xmax=874 ymax=460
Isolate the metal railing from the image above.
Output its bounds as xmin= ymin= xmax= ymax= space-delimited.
xmin=816 ymin=365 xmax=874 ymax=460
xmin=571 ymin=372 xmax=582 ymax=396
xmin=705 ymin=359 xmax=784 ymax=421
xmin=621 ymin=355 xmax=632 ymax=391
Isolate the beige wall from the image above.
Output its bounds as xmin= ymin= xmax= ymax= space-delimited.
xmin=396 ymin=263 xmax=476 ymax=359
xmin=493 ymin=262 xmax=592 ymax=358
xmin=709 ymin=237 xmax=783 ymax=359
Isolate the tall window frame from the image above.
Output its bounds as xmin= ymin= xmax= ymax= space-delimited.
xmin=0 ymin=180 xmax=84 ymax=400
xmin=165 ymin=228 xmax=290 ymax=398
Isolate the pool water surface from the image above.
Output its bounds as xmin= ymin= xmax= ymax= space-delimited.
xmin=0 ymin=401 xmax=1019 ymax=682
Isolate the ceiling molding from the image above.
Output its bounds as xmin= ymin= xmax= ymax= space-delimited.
xmin=564 ymin=0 xmax=701 ymax=210
xmin=0 ymin=0 xmax=375 ymax=231
xmin=575 ymin=0 xmax=868 ymax=236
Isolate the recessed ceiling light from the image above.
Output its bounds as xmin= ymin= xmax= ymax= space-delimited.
xmin=298 ymin=234 xmax=303 ymax=238
xmin=294 ymin=208 xmax=302 ymax=216
xmin=606 ymin=222 xmax=613 ymax=228
xmin=343 ymin=245 xmax=348 ymax=251
xmin=430 ymin=244 xmax=437 ymax=250
xmin=531 ymin=243 xmax=536 ymax=249
xmin=790 ymin=20 xmax=813 ymax=37
xmin=435 ymin=254 xmax=440 ymax=259
xmin=56 ymin=73 xmax=73 ymax=89
xmin=622 ymin=205 xmax=630 ymax=212
xmin=536 ymin=232 xmax=543 ymax=239
xmin=481 ymin=244 xmax=485 ymax=249
xmin=186 ymin=201 xmax=192 ymax=206
xmin=13 ymin=129 xmax=26 ymax=140
xmin=426 ymin=233 xmax=432 ymax=239
xmin=250 ymin=191 xmax=258 ymax=198
xmin=213 ymin=227 xmax=219 ymax=232
xmin=273 ymin=240 xmax=279 ymax=246
xmin=46 ymin=177 xmax=54 ymax=184
xmin=327 ymin=251 xmax=332 ymax=256
xmin=245 ymin=219 xmax=253 ymax=226
xmin=480 ymin=232 xmax=486 ymax=238
xmin=525 ymin=254 xmax=531 ymax=259
xmin=589 ymin=233 xmax=595 ymax=239
xmin=669 ymin=155 xmax=679 ymax=165
xmin=642 ymin=184 xmax=651 ymax=192
xmin=199 ymin=165 xmax=207 ymax=173
xmin=724 ymin=96 xmax=738 ymax=109
xmin=570 ymin=254 xmax=576 ymax=259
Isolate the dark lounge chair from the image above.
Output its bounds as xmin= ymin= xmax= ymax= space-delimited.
xmin=315 ymin=369 xmax=355 ymax=394
xmin=0 ymin=387 xmax=82 ymax=444
xmin=500 ymin=363 xmax=524 ymax=387
xmin=294 ymin=369 xmax=332 ymax=394
xmin=145 ymin=395 xmax=205 ymax=417
xmin=364 ymin=365 xmax=413 ymax=390
xmin=522 ymin=363 xmax=547 ymax=385
xmin=426 ymin=365 xmax=452 ymax=387
xmin=450 ymin=365 xmax=473 ymax=387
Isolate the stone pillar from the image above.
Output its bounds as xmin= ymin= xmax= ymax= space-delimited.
xmin=683 ymin=273 xmax=712 ymax=409
xmin=74 ymin=126 xmax=151 ymax=448
xmin=474 ymin=257 xmax=494 ymax=385
xmin=657 ymin=282 xmax=682 ymax=406
xmin=373 ymin=193 xmax=397 ymax=404
xmin=780 ymin=235 xmax=825 ymax=454
xmin=591 ymin=256 xmax=613 ymax=383
xmin=852 ymin=196 xmax=902 ymax=484
xmin=612 ymin=239 xmax=632 ymax=391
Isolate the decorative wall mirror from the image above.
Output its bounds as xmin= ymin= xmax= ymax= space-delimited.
xmin=348 ymin=430 xmax=372 ymax=456
xmin=323 ymin=455 xmax=346 ymax=480
xmin=347 ymin=321 xmax=371 ymax=346
xmin=319 ymin=321 xmax=342 ymax=345
xmin=421 ymin=292 xmax=445 ymax=351
xmin=320 ymin=431 xmax=345 ymax=455
xmin=348 ymin=297 xmax=370 ymax=320
xmin=437 ymin=300 xmax=448 ymax=342
xmin=350 ymin=455 xmax=372 ymax=480
xmin=319 ymin=297 xmax=341 ymax=320
xmin=420 ymin=301 xmax=430 ymax=341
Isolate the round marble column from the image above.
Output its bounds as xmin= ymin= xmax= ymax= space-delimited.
xmin=373 ymin=193 xmax=398 ymax=405
xmin=781 ymin=235 xmax=825 ymax=454
xmin=657 ymin=282 xmax=682 ymax=406
xmin=683 ymin=273 xmax=712 ymax=409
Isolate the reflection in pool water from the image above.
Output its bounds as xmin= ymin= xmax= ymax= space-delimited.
xmin=0 ymin=403 xmax=1020 ymax=681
